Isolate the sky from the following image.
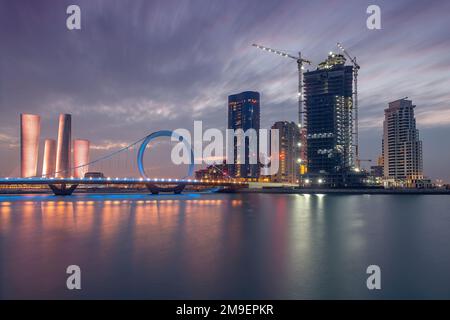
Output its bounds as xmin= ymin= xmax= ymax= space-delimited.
xmin=0 ymin=0 xmax=449 ymax=180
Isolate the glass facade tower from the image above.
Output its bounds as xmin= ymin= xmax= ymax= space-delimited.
xmin=227 ymin=91 xmax=260 ymax=179
xmin=304 ymin=54 xmax=354 ymax=176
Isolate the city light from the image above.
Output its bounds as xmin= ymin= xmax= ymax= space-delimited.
xmin=318 ymin=178 xmax=323 ymax=184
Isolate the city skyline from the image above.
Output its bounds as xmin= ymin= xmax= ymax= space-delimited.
xmin=0 ymin=0 xmax=449 ymax=180
xmin=2 ymin=0 xmax=450 ymax=303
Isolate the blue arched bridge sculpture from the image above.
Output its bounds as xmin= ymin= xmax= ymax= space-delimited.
xmin=137 ymin=130 xmax=195 ymax=194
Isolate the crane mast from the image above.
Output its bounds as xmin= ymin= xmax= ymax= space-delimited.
xmin=297 ymin=52 xmax=304 ymax=126
xmin=337 ymin=42 xmax=361 ymax=170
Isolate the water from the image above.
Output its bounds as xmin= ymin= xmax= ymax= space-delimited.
xmin=1 ymin=193 xmax=450 ymax=299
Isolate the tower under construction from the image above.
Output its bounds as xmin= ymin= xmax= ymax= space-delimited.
xmin=303 ymin=53 xmax=362 ymax=186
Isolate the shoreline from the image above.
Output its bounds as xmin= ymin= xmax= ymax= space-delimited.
xmin=235 ymin=187 xmax=450 ymax=195
xmin=1 ymin=187 xmax=450 ymax=196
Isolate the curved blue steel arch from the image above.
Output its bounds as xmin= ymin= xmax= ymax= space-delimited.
xmin=137 ymin=130 xmax=194 ymax=185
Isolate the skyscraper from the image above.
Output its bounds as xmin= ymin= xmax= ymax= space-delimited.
xmin=228 ymin=91 xmax=260 ymax=179
xmin=20 ymin=114 xmax=41 ymax=178
xmin=55 ymin=114 xmax=71 ymax=178
xmin=382 ymin=98 xmax=423 ymax=186
xmin=73 ymin=139 xmax=90 ymax=178
xmin=271 ymin=121 xmax=301 ymax=183
xmin=42 ymin=139 xmax=56 ymax=177
xmin=303 ymin=53 xmax=354 ymax=185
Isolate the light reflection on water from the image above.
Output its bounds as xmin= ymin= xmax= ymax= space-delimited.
xmin=1 ymin=193 xmax=450 ymax=299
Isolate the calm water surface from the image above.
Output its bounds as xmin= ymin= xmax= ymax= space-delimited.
xmin=1 ymin=193 xmax=449 ymax=299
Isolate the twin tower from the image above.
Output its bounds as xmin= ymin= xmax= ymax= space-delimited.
xmin=20 ymin=113 xmax=90 ymax=178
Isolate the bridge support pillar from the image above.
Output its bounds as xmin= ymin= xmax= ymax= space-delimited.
xmin=48 ymin=184 xmax=78 ymax=196
xmin=145 ymin=183 xmax=186 ymax=195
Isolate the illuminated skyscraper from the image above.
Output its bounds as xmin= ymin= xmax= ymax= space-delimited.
xmin=55 ymin=114 xmax=71 ymax=178
xmin=73 ymin=139 xmax=90 ymax=178
xmin=382 ymin=98 xmax=423 ymax=185
xmin=304 ymin=53 xmax=353 ymax=174
xmin=271 ymin=121 xmax=301 ymax=183
xmin=20 ymin=114 xmax=40 ymax=178
xmin=42 ymin=139 xmax=56 ymax=177
xmin=227 ymin=91 xmax=260 ymax=179
xmin=302 ymin=53 xmax=362 ymax=186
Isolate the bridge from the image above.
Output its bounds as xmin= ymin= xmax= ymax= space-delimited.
xmin=0 ymin=177 xmax=248 ymax=196
xmin=1 ymin=129 xmax=254 ymax=195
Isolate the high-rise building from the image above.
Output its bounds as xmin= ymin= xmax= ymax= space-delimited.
xmin=42 ymin=139 xmax=56 ymax=177
xmin=55 ymin=114 xmax=71 ymax=178
xmin=20 ymin=114 xmax=41 ymax=178
xmin=303 ymin=53 xmax=354 ymax=185
xmin=228 ymin=91 xmax=260 ymax=179
xmin=271 ymin=121 xmax=301 ymax=183
xmin=382 ymin=98 xmax=423 ymax=185
xmin=73 ymin=139 xmax=90 ymax=178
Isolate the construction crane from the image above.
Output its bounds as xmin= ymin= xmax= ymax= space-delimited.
xmin=252 ymin=44 xmax=311 ymax=127
xmin=337 ymin=42 xmax=361 ymax=170
xmin=252 ymin=44 xmax=311 ymax=174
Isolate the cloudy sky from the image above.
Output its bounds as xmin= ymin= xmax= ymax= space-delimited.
xmin=0 ymin=0 xmax=449 ymax=180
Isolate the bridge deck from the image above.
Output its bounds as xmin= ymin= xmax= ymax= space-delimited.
xmin=0 ymin=177 xmax=247 ymax=187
